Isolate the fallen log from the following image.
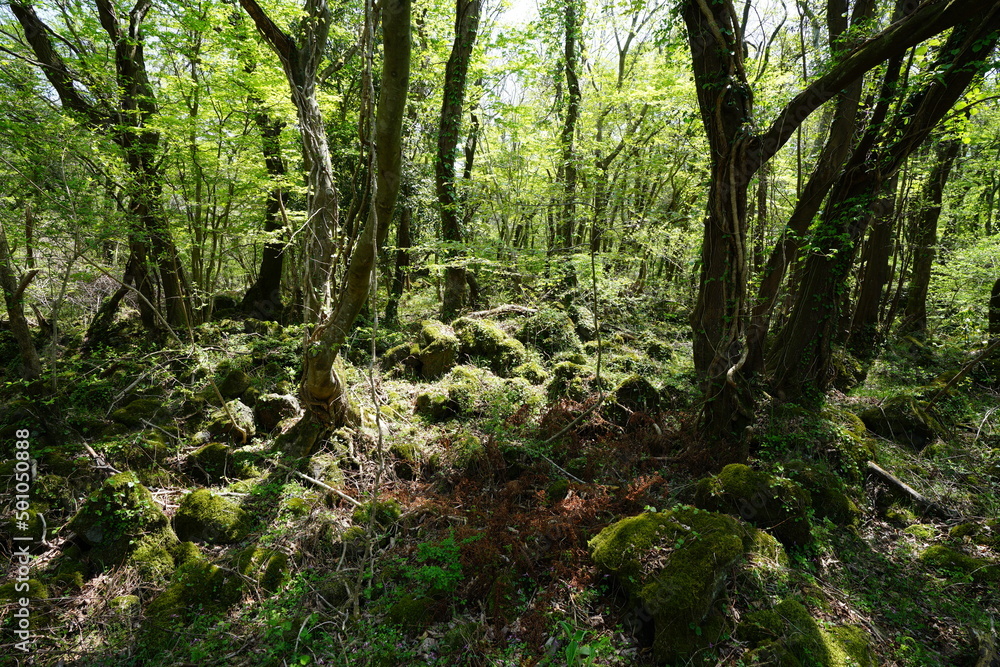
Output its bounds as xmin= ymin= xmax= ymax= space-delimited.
xmin=865 ymin=461 xmax=955 ymax=520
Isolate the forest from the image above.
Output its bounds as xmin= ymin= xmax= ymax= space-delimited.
xmin=2 ymin=0 xmax=1000 ymax=663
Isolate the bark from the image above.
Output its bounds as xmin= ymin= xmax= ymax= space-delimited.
xmin=384 ymin=204 xmax=412 ymax=326
xmin=768 ymin=13 xmax=1000 ymax=401
xmin=0 ymin=220 xmax=42 ymax=380
xmin=991 ymin=278 xmax=1000 ymax=340
xmin=558 ymin=0 xmax=583 ymax=271
xmin=437 ymin=0 xmax=482 ymax=320
xmin=241 ymin=111 xmax=289 ymax=321
xmin=898 ymin=139 xmax=960 ymax=335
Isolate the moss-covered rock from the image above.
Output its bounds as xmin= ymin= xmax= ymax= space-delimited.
xmin=415 ymin=366 xmax=505 ymax=421
xmin=254 ymin=393 xmax=300 ymax=432
xmin=216 ymin=362 xmax=251 ymax=399
xmin=174 ymin=489 xmax=251 ymax=544
xmin=352 ymin=499 xmax=402 ymax=528
xmin=307 ymin=452 xmax=345 ymax=490
xmin=142 ymin=560 xmax=245 ymax=647
xmin=518 ymin=309 xmax=583 ymax=359
xmin=388 ymin=594 xmax=433 ymax=633
xmin=604 ymin=375 xmax=661 ymax=426
xmin=546 ymin=478 xmax=570 ymax=504
xmin=0 ymin=579 xmax=48 ymax=605
xmin=784 ymin=460 xmax=861 ymax=527
xmin=919 ymin=545 xmax=1000 ymax=582
xmin=903 ymin=524 xmax=936 ymax=540
xmin=205 ymin=399 xmax=256 ymax=443
xmin=67 ymin=472 xmax=178 ymax=571
xmin=859 ymin=395 xmax=940 ymax=450
xmin=110 ymin=398 xmax=166 ymax=427
xmin=589 ymin=506 xmax=752 ymax=663
xmin=187 ymin=442 xmax=256 ymax=482
xmin=694 ymin=464 xmax=812 ymax=547
xmin=109 ymin=594 xmax=140 ymax=614
xmin=417 ymin=320 xmax=460 ymax=380
xmin=568 ymin=304 xmax=597 ymax=342
xmin=738 ymin=598 xmax=875 ymax=666
xmin=452 ymin=317 xmax=527 ymax=375
xmin=830 ymin=346 xmax=866 ymax=392
xmin=511 ymin=360 xmax=548 ymax=385
xmin=547 ymin=361 xmax=592 ymax=401
xmin=231 ymin=546 xmax=289 ymax=592
xmin=415 ymin=389 xmax=454 ymax=422
xmin=820 ymin=407 xmax=877 ymax=482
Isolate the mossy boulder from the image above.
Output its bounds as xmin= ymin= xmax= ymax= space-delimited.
xmin=388 ymin=594 xmax=434 ymax=633
xmin=110 ymin=398 xmax=166 ymax=427
xmin=511 ymin=360 xmax=548 ymax=385
xmin=67 ymin=472 xmax=179 ymax=571
xmin=415 ymin=366 xmax=504 ymax=421
xmin=205 ymin=399 xmax=256 ymax=444
xmin=216 ymin=362 xmax=251 ymax=399
xmin=784 ymin=460 xmax=861 ymax=526
xmin=254 ymin=393 xmax=300 ymax=432
xmin=174 ymin=489 xmax=251 ymax=544
xmin=830 ymin=346 xmax=866 ymax=392
xmin=109 ymin=594 xmax=141 ymax=614
xmin=143 ymin=560 xmax=245 ymax=646
xmin=518 ymin=309 xmax=583 ymax=359
xmin=307 ymin=452 xmax=345 ymax=489
xmin=231 ymin=546 xmax=289 ymax=592
xmin=604 ymin=375 xmax=661 ymax=426
xmin=415 ymin=389 xmax=454 ymax=422
xmin=568 ymin=304 xmax=597 ymax=342
xmin=738 ymin=598 xmax=875 ymax=666
xmin=859 ymin=395 xmax=940 ymax=450
xmin=644 ymin=338 xmax=673 ymax=362
xmin=416 ymin=320 xmax=460 ymax=380
xmin=452 ymin=317 xmax=527 ymax=376
xmin=919 ymin=545 xmax=1000 ymax=582
xmin=694 ymin=464 xmax=812 ymax=547
xmin=547 ymin=361 xmax=592 ymax=401
xmin=187 ymin=442 xmax=256 ymax=482
xmin=589 ymin=506 xmax=752 ymax=664
xmin=352 ymin=499 xmax=402 ymax=529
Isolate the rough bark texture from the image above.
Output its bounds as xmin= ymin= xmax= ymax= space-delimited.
xmin=558 ymin=0 xmax=583 ymax=278
xmin=899 ymin=139 xmax=961 ymax=335
xmin=0 ymin=220 xmax=41 ymax=380
xmin=437 ymin=0 xmax=481 ymax=320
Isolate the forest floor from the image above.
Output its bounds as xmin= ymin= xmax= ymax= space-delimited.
xmin=2 ymin=287 xmax=1000 ymax=666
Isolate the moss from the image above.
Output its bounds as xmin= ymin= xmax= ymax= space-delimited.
xmin=143 ymin=560 xmax=244 ymax=646
xmin=784 ymin=460 xmax=861 ymax=526
xmin=352 ymin=499 xmax=402 ymax=528
xmin=0 ymin=579 xmax=48 ymax=603
xmin=919 ymin=545 xmax=1000 ymax=582
xmin=739 ymin=598 xmax=874 ymax=667
xmin=417 ymin=320 xmax=460 ymax=379
xmin=316 ymin=572 xmax=353 ymax=607
xmin=547 ymin=478 xmax=570 ymax=504
xmin=903 ymin=524 xmax=936 ymax=540
xmin=747 ymin=528 xmax=790 ymax=568
xmin=452 ymin=317 xmax=527 ymax=375
xmin=820 ymin=407 xmax=877 ymax=481
xmin=170 ymin=541 xmax=203 ymax=567
xmin=604 ymin=375 xmax=661 ymax=426
xmin=450 ymin=431 xmax=484 ymax=470
xmin=110 ymin=398 xmax=165 ymax=427
xmin=205 ymin=399 xmax=256 ymax=443
xmin=307 ymin=452 xmax=345 ymax=489
xmin=830 ymin=346 xmax=865 ymax=392
xmin=127 ymin=535 xmax=176 ymax=581
xmin=885 ymin=504 xmax=918 ymax=526
xmin=644 ymin=338 xmax=673 ymax=362
xmin=109 ymin=595 xmax=140 ymax=613
xmin=694 ymin=464 xmax=813 ymax=547
xmin=518 ymin=309 xmax=583 ymax=359
xmin=512 ymin=360 xmax=548 ymax=385
xmin=859 ymin=395 xmax=940 ymax=450
xmin=589 ymin=506 xmax=751 ymax=663
xmin=53 ymin=570 xmax=85 ymax=591
xmin=232 ymin=547 xmax=289 ymax=593
xmin=415 ymin=389 xmax=453 ymax=422
xmin=215 ymin=362 xmax=251 ymax=398
xmin=390 ymin=441 xmax=420 ymax=463
xmin=67 ymin=472 xmax=178 ymax=570
xmin=547 ymin=361 xmax=592 ymax=401
xmin=173 ymin=489 xmax=251 ymax=544
xmin=387 ymin=594 xmax=433 ymax=633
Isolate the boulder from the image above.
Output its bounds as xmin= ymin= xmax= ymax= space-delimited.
xmin=452 ymin=317 xmax=527 ymax=375
xmin=206 ymin=399 xmax=256 ymax=443
xmin=254 ymin=393 xmax=300 ymax=432
xmin=216 ymin=362 xmax=251 ymax=399
xmin=110 ymin=398 xmax=166 ymax=427
xmin=518 ymin=309 xmax=583 ymax=359
xmin=187 ymin=442 xmax=256 ymax=482
xmin=174 ymin=488 xmax=251 ymax=544
xmin=859 ymin=395 xmax=940 ymax=450
xmin=604 ymin=375 xmax=661 ymax=426
xmin=416 ymin=320 xmax=460 ymax=380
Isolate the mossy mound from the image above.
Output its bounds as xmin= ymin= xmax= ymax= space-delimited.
xmin=738 ymin=598 xmax=875 ymax=666
xmin=568 ymin=304 xmax=597 ymax=342
xmin=859 ymin=395 xmax=940 ymax=450
xmin=604 ymin=375 xmax=661 ymax=426
xmin=110 ymin=398 xmax=167 ymax=427
xmin=216 ymin=362 xmax=251 ymax=399
xmin=518 ymin=309 xmax=583 ymax=359
xmin=546 ymin=361 xmax=592 ymax=401
xmin=820 ymin=407 xmax=878 ymax=482
xmin=830 ymin=346 xmax=866 ymax=392
xmin=511 ymin=360 xmax=548 ymax=385
xmin=254 ymin=393 xmax=300 ymax=432
xmin=694 ymin=464 xmax=812 ymax=547
xmin=919 ymin=545 xmax=1000 ymax=582
xmin=452 ymin=317 xmax=527 ymax=376
xmin=205 ymin=399 xmax=256 ymax=444
xmin=174 ymin=489 xmax=251 ymax=544
xmin=416 ymin=320 xmax=460 ymax=380
xmin=187 ymin=442 xmax=256 ymax=482
xmin=142 ymin=560 xmax=245 ymax=648
xmin=589 ymin=506 xmax=752 ymax=663
xmin=415 ymin=365 xmax=505 ymax=421
xmin=67 ymin=472 xmax=179 ymax=571
xmin=784 ymin=460 xmax=861 ymax=526
xmin=388 ymin=594 xmax=434 ymax=633
xmin=231 ymin=546 xmax=289 ymax=592
xmin=353 ymin=499 xmax=402 ymax=529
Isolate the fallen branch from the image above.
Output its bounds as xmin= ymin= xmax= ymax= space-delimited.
xmin=271 ymin=459 xmax=362 ymax=507
xmin=467 ymin=304 xmax=537 ymax=319
xmin=865 ymin=461 xmax=954 ymax=520
xmin=925 ymin=336 xmax=1000 ymax=410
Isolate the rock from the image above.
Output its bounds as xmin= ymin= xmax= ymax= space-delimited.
xmin=388 ymin=594 xmax=433 ymax=633
xmin=142 ymin=560 xmax=244 ymax=647
xmin=859 ymin=395 xmax=940 ymax=450
xmin=644 ymin=338 xmax=673 ymax=362
xmin=67 ymin=472 xmax=179 ymax=572
xmin=206 ymin=399 xmax=256 ymax=443
xmin=604 ymin=375 xmax=661 ymax=426
xmin=738 ymin=598 xmax=876 ymax=666
xmin=452 ymin=317 xmax=527 ymax=376
xmin=784 ymin=460 xmax=861 ymax=526
xmin=546 ymin=479 xmax=570 ymax=504
xmin=187 ymin=442 xmax=256 ymax=482
xmin=694 ymin=464 xmax=812 ymax=547
xmin=547 ymin=361 xmax=592 ymax=401
xmin=110 ymin=398 xmax=166 ymax=427
xmin=174 ymin=489 xmax=251 ymax=544
xmin=415 ymin=389 xmax=454 ymax=422
xmin=254 ymin=393 xmax=300 ymax=432
xmin=307 ymin=452 xmax=344 ymax=489
xmin=518 ymin=309 xmax=583 ymax=359
xmin=589 ymin=506 xmax=752 ymax=664
xmin=216 ymin=362 xmax=251 ymax=399
xmin=567 ymin=304 xmax=597 ymax=342
xmin=415 ymin=366 xmax=504 ymax=421
xmin=352 ymin=499 xmax=402 ymax=528
xmin=830 ymin=346 xmax=866 ymax=392
xmin=511 ymin=360 xmax=548 ymax=385
xmin=416 ymin=320 xmax=460 ymax=380
xmin=231 ymin=546 xmax=289 ymax=592
xmin=919 ymin=545 xmax=1000 ymax=582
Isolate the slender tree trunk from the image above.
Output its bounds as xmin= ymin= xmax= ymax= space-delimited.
xmin=385 ymin=204 xmax=411 ymax=326
xmin=557 ymin=0 xmax=583 ymax=290
xmin=0 ymin=219 xmax=42 ymax=380
xmin=437 ymin=0 xmax=482 ymax=320
xmin=899 ymin=139 xmax=960 ymax=335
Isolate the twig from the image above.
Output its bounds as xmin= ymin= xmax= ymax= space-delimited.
xmin=271 ymin=459 xmax=362 ymax=507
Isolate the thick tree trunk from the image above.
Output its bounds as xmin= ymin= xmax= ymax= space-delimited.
xmin=557 ymin=0 xmax=582 ymax=291
xmin=899 ymin=139 xmax=960 ymax=335
xmin=437 ymin=0 xmax=482 ymax=320
xmin=242 ymin=111 xmax=288 ymax=321
xmin=0 ymin=220 xmax=42 ymax=380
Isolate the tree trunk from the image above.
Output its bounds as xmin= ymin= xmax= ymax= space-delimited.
xmin=899 ymin=139 xmax=960 ymax=335
xmin=0 ymin=218 xmax=42 ymax=380
xmin=437 ymin=0 xmax=482 ymax=320
xmin=242 ymin=110 xmax=289 ymax=321
xmin=384 ymin=204 xmax=412 ymax=326
xmin=557 ymin=0 xmax=582 ymax=289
